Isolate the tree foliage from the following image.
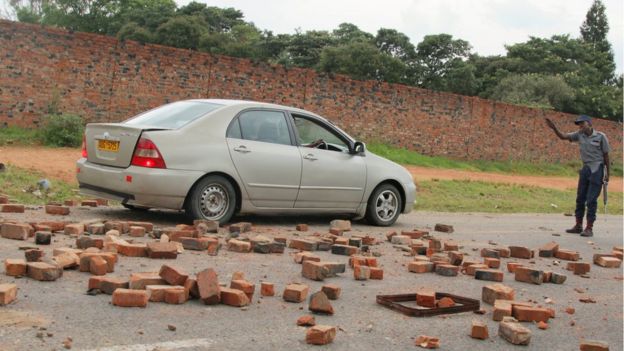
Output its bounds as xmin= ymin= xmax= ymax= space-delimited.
xmin=9 ymin=0 xmax=623 ymax=120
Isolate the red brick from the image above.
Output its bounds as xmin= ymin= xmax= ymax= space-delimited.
xmin=1 ymin=204 xmax=25 ymax=213
xmin=260 ymin=282 xmax=274 ymax=296
xmin=196 ymin=268 xmax=220 ymax=304
xmin=1 ymin=223 xmax=31 ymax=240
xmin=506 ymin=262 xmax=524 ymax=273
xmin=482 ymin=283 xmax=514 ymax=305
xmin=129 ymin=226 xmax=145 ymax=237
xmin=475 ymin=269 xmax=504 ymax=282
xmin=471 ymin=320 xmax=489 ymax=340
xmin=464 ymin=264 xmax=488 ymax=276
xmin=321 ymin=284 xmax=341 ymax=300
xmin=38 ymin=221 xmax=66 ymax=232
xmin=443 ymin=241 xmax=459 ymax=251
xmin=129 ymin=272 xmax=167 ymax=290
xmin=434 ymin=223 xmax=453 ymax=233
xmin=4 ymin=258 xmax=27 ymax=277
xmin=447 ymin=251 xmax=463 ymax=266
xmin=512 ymin=305 xmax=551 ymax=322
xmin=296 ymin=224 xmax=309 ymax=231
xmin=227 ymin=239 xmax=252 ymax=253
xmin=0 ymin=283 xmax=18 ymax=305
xmin=220 ymin=287 xmax=250 ymax=307
xmin=302 ymin=261 xmax=330 ymax=281
xmin=493 ymin=300 xmax=512 ymax=321
xmin=76 ymin=236 xmax=104 ymax=249
xmin=499 ymin=319 xmax=531 ymax=345
xmin=369 ymin=267 xmax=383 ymax=280
xmin=26 ymin=262 xmax=63 ymax=281
xmin=353 ymin=265 xmax=370 ymax=280
xmin=45 ymin=205 xmax=70 ymax=215
xmin=283 ymin=283 xmax=309 ymax=303
xmin=334 ymin=237 xmax=349 ymax=245
xmin=117 ymin=243 xmax=148 ymax=257
xmin=554 ymin=249 xmax=580 ymax=261
xmin=509 ymin=246 xmax=533 ymax=259
xmin=538 ymin=242 xmax=559 ymax=257
xmin=127 ymin=221 xmax=154 ymax=232
xmin=98 ymin=277 xmax=129 ymax=294
xmin=88 ymin=276 xmax=105 ymax=290
xmin=595 ymin=256 xmax=621 ymax=268
xmin=308 ymin=291 xmax=334 ymax=315
xmin=112 ymin=289 xmax=148 ymax=307
xmin=401 ymin=230 xmax=427 ymax=239
xmin=89 ymin=255 xmax=108 ymax=276
xmin=79 ymin=253 xmax=116 ymax=273
xmin=297 ymin=315 xmax=316 ymax=326
xmin=416 ymin=290 xmax=436 ymax=308
xmin=0 ymin=195 xmax=8 ymax=204
xmin=81 ymin=200 xmax=98 ymax=207
xmin=230 ymin=279 xmax=255 ymax=301
xmin=164 ymin=287 xmax=187 ymax=304
xmin=146 ymin=285 xmax=179 ymax=302
xmin=567 ymin=262 xmax=591 ymax=275
xmin=484 ymin=257 xmax=500 ymax=269
xmin=24 ymin=249 xmax=44 ymax=262
xmin=306 ymin=325 xmax=336 ymax=345
xmin=159 ymin=264 xmax=188 ymax=286
xmin=514 ymin=267 xmax=544 ymax=285
xmin=64 ymin=223 xmax=84 ymax=236
xmin=146 ymin=242 xmax=178 ymax=259
xmin=435 ymin=264 xmax=459 ymax=276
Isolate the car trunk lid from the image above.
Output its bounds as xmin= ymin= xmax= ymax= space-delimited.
xmin=85 ymin=123 xmax=166 ymax=168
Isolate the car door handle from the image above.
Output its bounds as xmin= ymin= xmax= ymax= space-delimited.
xmin=303 ymin=153 xmax=317 ymax=161
xmin=233 ymin=146 xmax=251 ymax=154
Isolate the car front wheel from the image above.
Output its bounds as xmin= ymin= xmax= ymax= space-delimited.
xmin=366 ymin=183 xmax=402 ymax=226
xmin=186 ymin=175 xmax=236 ymax=224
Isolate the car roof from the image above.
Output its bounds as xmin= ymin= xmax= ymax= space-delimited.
xmin=186 ymin=99 xmax=326 ymax=121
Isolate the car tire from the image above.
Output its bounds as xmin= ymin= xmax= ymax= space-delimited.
xmin=122 ymin=203 xmax=150 ymax=211
xmin=186 ymin=175 xmax=237 ymax=224
xmin=365 ymin=183 xmax=402 ymax=226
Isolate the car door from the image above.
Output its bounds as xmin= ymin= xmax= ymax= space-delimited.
xmin=226 ymin=109 xmax=302 ymax=208
xmin=291 ymin=114 xmax=367 ymax=209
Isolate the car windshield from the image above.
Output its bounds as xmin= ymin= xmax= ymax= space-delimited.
xmin=125 ymin=101 xmax=223 ymax=129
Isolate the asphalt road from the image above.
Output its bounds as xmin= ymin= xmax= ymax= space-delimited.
xmin=0 ymin=207 xmax=622 ymax=351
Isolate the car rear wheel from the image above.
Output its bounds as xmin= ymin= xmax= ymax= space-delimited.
xmin=186 ymin=175 xmax=236 ymax=224
xmin=365 ymin=183 xmax=402 ymax=226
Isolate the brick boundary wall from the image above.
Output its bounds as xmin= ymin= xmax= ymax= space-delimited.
xmin=1 ymin=20 xmax=621 ymax=163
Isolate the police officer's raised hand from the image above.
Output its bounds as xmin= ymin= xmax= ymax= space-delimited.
xmin=545 ymin=118 xmax=557 ymax=131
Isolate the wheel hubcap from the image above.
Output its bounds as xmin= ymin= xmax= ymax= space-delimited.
xmin=375 ymin=190 xmax=397 ymax=221
xmin=199 ymin=184 xmax=229 ymax=220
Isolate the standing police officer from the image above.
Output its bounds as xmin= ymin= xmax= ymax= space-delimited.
xmin=545 ymin=115 xmax=610 ymax=237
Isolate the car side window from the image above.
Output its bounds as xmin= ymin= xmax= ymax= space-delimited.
xmin=292 ymin=115 xmax=348 ymax=151
xmin=238 ymin=110 xmax=292 ymax=145
xmin=226 ymin=118 xmax=242 ymax=139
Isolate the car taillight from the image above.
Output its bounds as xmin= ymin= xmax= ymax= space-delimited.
xmin=81 ymin=134 xmax=88 ymax=158
xmin=131 ymin=137 xmax=166 ymax=169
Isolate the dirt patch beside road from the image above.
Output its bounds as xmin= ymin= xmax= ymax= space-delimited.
xmin=1 ymin=145 xmax=622 ymax=192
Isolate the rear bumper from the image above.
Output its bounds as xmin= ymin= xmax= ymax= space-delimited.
xmin=76 ymin=158 xmax=204 ymax=209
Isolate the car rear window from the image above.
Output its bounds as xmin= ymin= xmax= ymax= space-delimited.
xmin=124 ymin=101 xmax=223 ymax=129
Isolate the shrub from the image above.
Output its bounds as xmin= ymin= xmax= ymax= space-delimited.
xmin=40 ymin=114 xmax=85 ymax=147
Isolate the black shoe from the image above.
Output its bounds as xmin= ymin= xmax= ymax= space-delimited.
xmin=580 ymin=228 xmax=593 ymax=237
xmin=565 ymin=225 xmax=582 ymax=234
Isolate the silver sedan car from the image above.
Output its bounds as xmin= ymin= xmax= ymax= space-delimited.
xmin=77 ymin=99 xmax=416 ymax=226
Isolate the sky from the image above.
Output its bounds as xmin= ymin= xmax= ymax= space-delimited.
xmin=177 ymin=0 xmax=624 ymax=74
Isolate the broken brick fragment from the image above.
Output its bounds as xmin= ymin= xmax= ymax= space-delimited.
xmin=594 ymin=256 xmax=621 ymax=268
xmin=196 ymin=268 xmax=220 ymax=305
xmin=499 ymin=319 xmax=531 ymax=345
xmin=308 ymin=291 xmax=334 ymax=315
xmin=434 ymin=223 xmax=453 ymax=233
xmin=512 ymin=305 xmax=551 ymax=322
xmin=129 ymin=272 xmax=167 ymax=290
xmin=554 ymin=249 xmax=580 ymax=261
xmin=415 ymin=335 xmax=440 ymax=349
xmin=567 ymin=262 xmax=591 ymax=275
xmin=5 ymin=258 xmax=27 ymax=277
xmin=408 ymin=261 xmax=434 ymax=273
xmin=230 ymin=279 xmax=255 ymax=301
xmin=297 ymin=315 xmax=316 ymax=326
xmin=146 ymin=242 xmax=178 ymax=259
xmin=475 ymin=269 xmax=504 ymax=282
xmin=1 ymin=223 xmax=30 ymax=240
xmin=321 ymin=284 xmax=341 ymax=300
xmin=471 ymin=320 xmax=489 ymax=340
xmin=369 ymin=267 xmax=384 ymax=280
xmin=220 ymin=288 xmax=250 ymax=307
xmin=538 ymin=242 xmax=559 ymax=257
xmin=353 ymin=265 xmax=370 ymax=280
xmin=483 ymin=257 xmax=500 ymax=269
xmin=89 ymin=255 xmax=108 ymax=276
xmin=493 ymin=300 xmax=512 ymax=321
xmin=296 ymin=224 xmax=309 ymax=231
xmin=509 ymin=246 xmax=533 ymax=259
xmin=435 ymin=264 xmax=459 ymax=277
xmin=24 ymin=248 xmax=44 ymax=262
xmin=159 ymin=264 xmax=188 ymax=286
xmin=35 ymin=232 xmax=52 ymax=245
xmin=579 ymin=340 xmax=610 ymax=351
xmin=482 ymin=283 xmax=514 ymax=305
xmin=45 ymin=205 xmax=70 ymax=215
xmin=164 ymin=287 xmax=187 ymax=304
xmin=416 ymin=290 xmax=436 ymax=308
xmin=306 ymin=325 xmax=336 ymax=345
xmin=436 ymin=297 xmax=455 ymax=308
xmin=514 ymin=267 xmax=543 ymax=285
xmin=260 ymin=282 xmax=274 ymax=297
xmin=26 ymin=262 xmax=62 ymax=281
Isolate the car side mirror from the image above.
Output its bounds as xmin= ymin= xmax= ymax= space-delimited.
xmin=351 ymin=141 xmax=365 ymax=155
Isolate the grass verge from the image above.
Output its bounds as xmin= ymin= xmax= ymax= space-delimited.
xmin=415 ymin=179 xmax=623 ymax=215
xmin=0 ymin=126 xmax=41 ymax=146
xmin=367 ymin=142 xmax=623 ymax=178
xmin=0 ymin=164 xmax=80 ymax=205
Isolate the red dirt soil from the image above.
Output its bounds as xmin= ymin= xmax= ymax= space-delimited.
xmin=1 ymin=146 xmax=622 ymax=192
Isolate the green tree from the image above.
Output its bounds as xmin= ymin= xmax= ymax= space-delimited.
xmin=413 ymin=34 xmax=476 ymax=94
xmin=491 ymin=74 xmax=575 ymax=110
xmin=116 ymin=22 xmax=153 ymax=43
xmin=580 ymin=0 xmax=611 ymax=54
xmin=283 ymin=30 xmax=335 ymax=68
xmin=332 ymin=23 xmax=374 ymax=44
xmin=177 ymin=2 xmax=244 ymax=33
xmin=199 ymin=23 xmax=263 ymax=58
xmin=318 ymin=41 xmax=406 ymax=83
xmin=375 ymin=28 xmax=416 ymax=62
xmin=155 ymin=15 xmax=205 ymax=49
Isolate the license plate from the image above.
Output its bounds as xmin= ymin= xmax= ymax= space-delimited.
xmin=97 ymin=139 xmax=120 ymax=152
